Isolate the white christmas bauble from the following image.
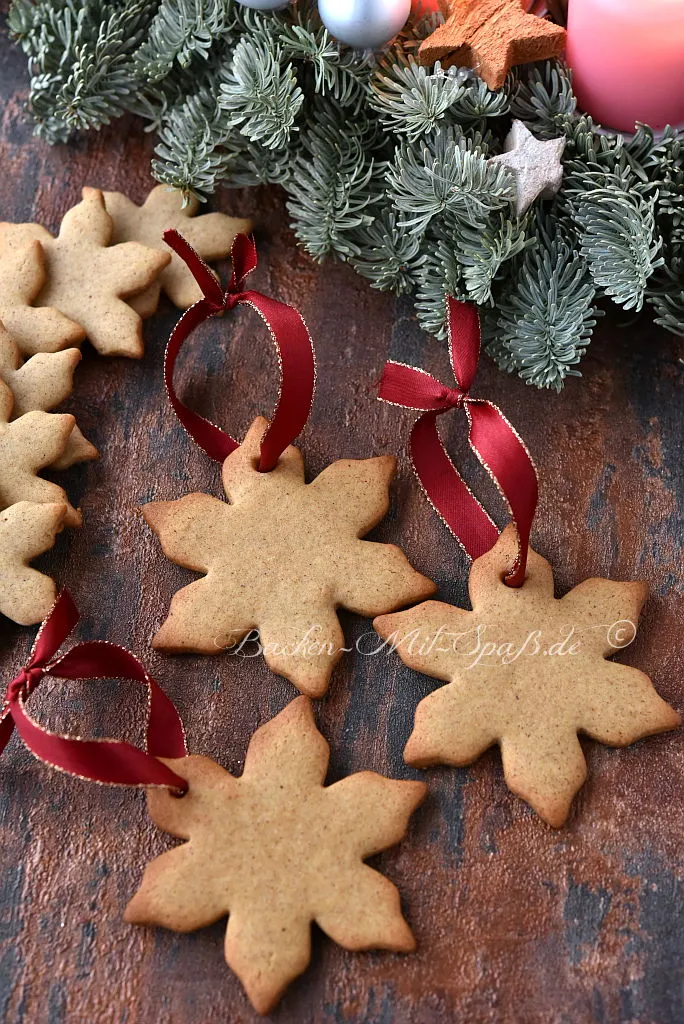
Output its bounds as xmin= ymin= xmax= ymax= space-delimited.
xmin=236 ymin=0 xmax=290 ymax=9
xmin=318 ymin=0 xmax=411 ymax=50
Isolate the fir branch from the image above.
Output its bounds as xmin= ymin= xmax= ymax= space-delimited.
xmin=286 ymin=113 xmax=383 ymax=262
xmin=136 ymin=0 xmax=231 ymax=81
xmin=219 ymin=34 xmax=304 ymax=150
xmin=573 ymin=188 xmax=664 ymax=310
xmin=387 ymin=126 xmax=515 ymax=233
xmin=648 ymin=261 xmax=684 ymax=336
xmin=152 ymin=86 xmax=231 ymax=197
xmin=510 ymin=60 xmax=575 ymax=138
xmin=449 ymin=75 xmax=510 ymax=127
xmin=491 ymin=231 xmax=599 ymax=390
xmin=370 ymin=60 xmax=468 ymax=141
xmin=9 ymin=0 xmax=154 ymax=141
xmin=7 ymin=0 xmax=52 ymax=53
xmin=351 ymin=209 xmax=424 ymax=294
xmin=414 ymin=235 xmax=469 ymax=339
xmin=279 ymin=19 xmax=372 ymax=110
xmin=561 ymin=116 xmax=632 ymax=192
xmin=454 ymin=212 xmax=533 ymax=305
xmin=220 ymin=138 xmax=296 ymax=188
xmin=649 ymin=288 xmax=684 ymax=337
xmin=625 ymin=125 xmax=683 ymax=183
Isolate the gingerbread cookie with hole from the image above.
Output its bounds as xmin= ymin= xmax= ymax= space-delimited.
xmin=142 ymin=416 xmax=436 ymax=696
xmin=374 ymin=524 xmax=680 ymax=827
xmin=104 ymin=185 xmax=252 ymax=316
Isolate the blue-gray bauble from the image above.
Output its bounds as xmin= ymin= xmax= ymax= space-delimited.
xmin=318 ymin=0 xmax=411 ymax=49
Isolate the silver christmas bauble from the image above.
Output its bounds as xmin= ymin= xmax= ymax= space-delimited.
xmin=318 ymin=0 xmax=411 ymax=50
xmin=235 ymin=0 xmax=289 ymax=9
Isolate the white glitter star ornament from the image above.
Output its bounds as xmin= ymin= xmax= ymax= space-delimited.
xmin=489 ymin=120 xmax=566 ymax=216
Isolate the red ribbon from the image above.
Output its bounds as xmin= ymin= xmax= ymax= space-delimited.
xmin=378 ymin=298 xmax=538 ymax=587
xmin=0 ymin=591 xmax=188 ymax=793
xmin=163 ymin=230 xmax=315 ymax=472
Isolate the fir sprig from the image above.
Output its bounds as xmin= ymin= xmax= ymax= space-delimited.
xmin=9 ymin=0 xmax=154 ymax=141
xmin=352 ymin=210 xmax=424 ymax=294
xmin=152 ymin=86 xmax=232 ymax=196
xmin=387 ymin=127 xmax=514 ymax=233
xmin=219 ymin=35 xmax=304 ymax=150
xmin=455 ymin=212 xmax=533 ymax=306
xmin=136 ymin=0 xmax=233 ymax=81
xmin=574 ymin=188 xmax=664 ymax=311
xmin=370 ymin=60 xmax=469 ymax=141
xmin=491 ymin=229 xmax=599 ymax=391
xmin=287 ymin=115 xmax=383 ymax=261
xmin=7 ymin=1 xmax=684 ymax=391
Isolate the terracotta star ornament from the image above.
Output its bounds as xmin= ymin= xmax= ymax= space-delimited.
xmin=419 ymin=0 xmax=567 ymax=91
xmin=125 ymin=697 xmax=426 ymax=1014
xmin=374 ymin=525 xmax=680 ymax=827
xmin=144 ymin=416 xmax=436 ymax=696
xmin=0 ymin=188 xmax=170 ymax=358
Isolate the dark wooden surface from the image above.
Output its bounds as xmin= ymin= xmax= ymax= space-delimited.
xmin=0 ymin=23 xmax=682 ymax=1024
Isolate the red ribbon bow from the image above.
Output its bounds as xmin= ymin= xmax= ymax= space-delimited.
xmin=379 ymin=298 xmax=538 ymax=586
xmin=163 ymin=230 xmax=316 ymax=472
xmin=0 ymin=591 xmax=188 ymax=792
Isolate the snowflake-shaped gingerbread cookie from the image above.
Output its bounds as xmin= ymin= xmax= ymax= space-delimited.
xmin=374 ymin=525 xmax=680 ymax=826
xmin=143 ymin=416 xmax=436 ymax=696
xmin=0 ymin=501 xmax=67 ymax=625
xmin=0 ymin=188 xmax=170 ymax=357
xmin=104 ymin=185 xmax=252 ymax=315
xmin=0 ymin=379 xmax=80 ymax=527
xmin=125 ymin=697 xmax=425 ymax=1013
xmin=0 ymin=323 xmax=97 ymax=470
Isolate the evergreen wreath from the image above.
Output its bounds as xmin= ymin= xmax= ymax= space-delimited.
xmin=8 ymin=0 xmax=684 ymax=391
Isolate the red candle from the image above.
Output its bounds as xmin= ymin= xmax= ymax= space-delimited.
xmin=566 ymin=0 xmax=684 ymax=132
xmin=412 ymin=0 xmax=442 ymax=13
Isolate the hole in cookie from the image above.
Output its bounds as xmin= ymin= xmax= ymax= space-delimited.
xmin=500 ymin=570 xmax=527 ymax=588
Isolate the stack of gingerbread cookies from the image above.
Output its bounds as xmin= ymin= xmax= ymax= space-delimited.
xmin=0 ymin=185 xmax=251 ymax=626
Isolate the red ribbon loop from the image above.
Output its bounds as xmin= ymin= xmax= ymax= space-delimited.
xmin=0 ymin=591 xmax=188 ymax=793
xmin=163 ymin=229 xmax=316 ymax=472
xmin=378 ymin=297 xmax=538 ymax=587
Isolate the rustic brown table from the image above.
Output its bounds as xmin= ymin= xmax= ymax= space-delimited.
xmin=0 ymin=23 xmax=682 ymax=1024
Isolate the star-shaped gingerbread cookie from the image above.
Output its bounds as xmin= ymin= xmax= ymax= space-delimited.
xmin=0 ymin=378 xmax=81 ymax=527
xmin=0 ymin=501 xmax=67 ymax=625
xmin=104 ymin=185 xmax=253 ymax=316
xmin=374 ymin=525 xmax=680 ymax=827
xmin=0 ymin=323 xmax=98 ymax=471
xmin=143 ymin=416 xmax=436 ymax=696
xmin=0 ymin=239 xmax=85 ymax=356
xmin=419 ymin=0 xmax=567 ymax=91
xmin=489 ymin=120 xmax=565 ymax=215
xmin=125 ymin=696 xmax=426 ymax=1014
xmin=0 ymin=188 xmax=171 ymax=358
